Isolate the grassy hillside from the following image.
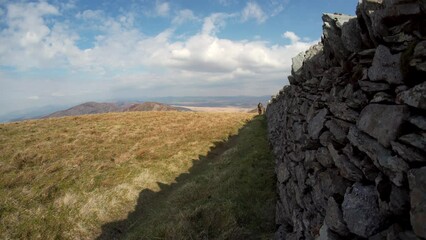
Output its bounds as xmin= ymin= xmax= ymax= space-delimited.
xmin=0 ymin=112 xmax=275 ymax=239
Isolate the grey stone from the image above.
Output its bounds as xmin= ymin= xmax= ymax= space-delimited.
xmin=325 ymin=197 xmax=349 ymax=236
xmin=328 ymin=144 xmax=364 ymax=181
xmin=276 ymin=201 xmax=286 ymax=225
xmin=322 ymin=13 xmax=353 ymax=63
xmin=346 ymin=90 xmax=369 ymax=110
xmin=342 ymin=144 xmax=380 ymax=182
xmin=376 ymin=174 xmax=410 ymax=216
xmin=292 ymin=50 xmax=306 ymax=78
xmin=319 ymin=131 xmax=334 ymax=147
xmin=277 ymin=162 xmax=291 ymax=183
xmin=341 ymin=18 xmax=363 ymax=53
xmin=347 ymin=126 xmax=409 ymax=186
xmin=325 ymin=119 xmax=351 ymax=143
xmin=398 ymin=231 xmax=421 ymax=240
xmin=395 ymin=85 xmax=409 ymax=94
xmin=408 ymin=115 xmax=426 ymax=131
xmin=368 ymin=224 xmax=418 ymax=240
xmin=408 ymin=167 xmax=426 ymax=238
xmin=368 ymin=45 xmax=403 ymax=84
xmin=316 ymin=147 xmax=335 ymax=168
xmin=312 ymin=169 xmax=351 ymax=212
xmin=303 ymin=43 xmax=326 ymax=77
xmin=359 ymin=80 xmax=391 ymax=92
xmin=370 ymin=92 xmax=394 ymax=103
xmin=391 ymin=141 xmax=426 ymax=163
xmin=308 ymin=108 xmax=329 ymax=139
xmin=383 ymin=32 xmax=415 ymax=44
xmin=399 ymin=133 xmax=426 ymax=151
xmin=397 ymin=81 xmax=426 ymax=110
xmin=410 ymin=41 xmax=426 ymax=72
xmin=342 ymin=183 xmax=386 ymax=237
xmin=357 ymin=104 xmax=409 ymax=147
xmin=329 ymin=103 xmax=359 ymax=122
xmin=317 ymin=222 xmax=341 ymax=240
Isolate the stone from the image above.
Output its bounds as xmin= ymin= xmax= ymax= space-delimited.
xmin=342 ymin=183 xmax=387 ymax=237
xmin=292 ymin=50 xmax=306 ymax=78
xmin=408 ymin=167 xmax=426 ymax=238
xmin=410 ymin=41 xmax=426 ymax=72
xmin=316 ymin=147 xmax=335 ymax=168
xmin=368 ymin=224 xmax=418 ymax=240
xmin=408 ymin=115 xmax=426 ymax=131
xmin=302 ymin=43 xmax=327 ymax=79
xmin=322 ymin=13 xmax=353 ymax=63
xmin=325 ymin=197 xmax=349 ymax=236
xmin=317 ymin=222 xmax=341 ymax=240
xmin=325 ymin=119 xmax=352 ymax=143
xmin=347 ymin=126 xmax=409 ymax=186
xmin=341 ymin=18 xmax=363 ymax=53
xmin=397 ymin=81 xmax=426 ymax=110
xmin=395 ymin=85 xmax=409 ymax=94
xmin=370 ymin=92 xmax=394 ymax=103
xmin=312 ymin=169 xmax=351 ymax=212
xmin=329 ymin=103 xmax=359 ymax=122
xmin=319 ymin=131 xmax=334 ymax=147
xmin=328 ymin=144 xmax=364 ymax=181
xmin=390 ymin=141 xmax=426 ymax=163
xmin=343 ymin=144 xmax=380 ymax=182
xmin=276 ymin=201 xmax=286 ymax=225
xmin=357 ymin=104 xmax=409 ymax=147
xmin=346 ymin=90 xmax=368 ymax=110
xmin=376 ymin=174 xmax=410 ymax=216
xmin=359 ymin=80 xmax=391 ymax=92
xmin=368 ymin=45 xmax=403 ymax=84
xmin=308 ymin=108 xmax=329 ymax=139
xmin=399 ymin=133 xmax=426 ymax=151
xmin=277 ymin=162 xmax=291 ymax=183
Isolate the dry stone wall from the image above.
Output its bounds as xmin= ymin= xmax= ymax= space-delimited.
xmin=266 ymin=0 xmax=426 ymax=239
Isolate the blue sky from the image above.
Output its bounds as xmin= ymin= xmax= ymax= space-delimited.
xmin=0 ymin=0 xmax=357 ymax=115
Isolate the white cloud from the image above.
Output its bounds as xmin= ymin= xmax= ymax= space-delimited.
xmin=241 ymin=2 xmax=267 ymax=23
xmin=270 ymin=0 xmax=289 ymax=16
xmin=155 ymin=1 xmax=170 ymax=17
xmin=0 ymin=2 xmax=318 ymax=114
xmin=283 ymin=31 xmax=300 ymax=43
xmin=172 ymin=9 xmax=198 ymax=25
xmin=27 ymin=95 xmax=40 ymax=100
xmin=76 ymin=9 xmax=104 ymax=20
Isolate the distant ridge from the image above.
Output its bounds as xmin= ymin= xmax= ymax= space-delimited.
xmin=43 ymin=101 xmax=191 ymax=119
xmin=122 ymin=102 xmax=191 ymax=112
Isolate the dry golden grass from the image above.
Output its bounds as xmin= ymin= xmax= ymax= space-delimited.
xmin=0 ymin=111 xmax=254 ymax=239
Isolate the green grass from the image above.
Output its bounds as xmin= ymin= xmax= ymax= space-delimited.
xmin=122 ymin=115 xmax=276 ymax=240
xmin=0 ymin=112 xmax=275 ymax=239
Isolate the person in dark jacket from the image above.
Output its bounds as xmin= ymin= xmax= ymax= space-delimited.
xmin=257 ymin=102 xmax=263 ymax=115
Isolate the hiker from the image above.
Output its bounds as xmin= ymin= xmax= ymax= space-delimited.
xmin=257 ymin=102 xmax=263 ymax=115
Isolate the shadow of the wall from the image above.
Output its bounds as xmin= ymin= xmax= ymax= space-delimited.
xmin=96 ymin=116 xmax=263 ymax=240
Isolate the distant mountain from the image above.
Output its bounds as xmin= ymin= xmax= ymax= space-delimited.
xmin=150 ymin=96 xmax=271 ymax=108
xmin=43 ymin=101 xmax=191 ymax=119
xmin=0 ymin=104 xmax=72 ymax=123
xmin=1 ymin=96 xmax=268 ymax=123
xmin=122 ymin=102 xmax=191 ymax=112
xmin=43 ymin=102 xmax=122 ymax=118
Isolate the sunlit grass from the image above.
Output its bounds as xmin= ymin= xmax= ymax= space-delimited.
xmin=0 ymin=112 xmax=254 ymax=239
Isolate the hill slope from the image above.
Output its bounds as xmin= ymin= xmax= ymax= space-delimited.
xmin=43 ymin=101 xmax=191 ymax=119
xmin=121 ymin=102 xmax=191 ymax=112
xmin=43 ymin=102 xmax=122 ymax=118
xmin=0 ymin=112 xmax=275 ymax=239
